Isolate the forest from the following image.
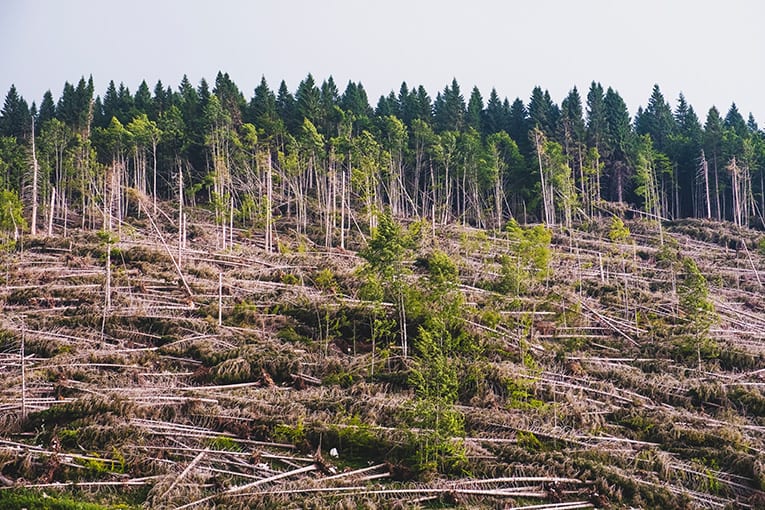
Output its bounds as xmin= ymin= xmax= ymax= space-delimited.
xmin=1 ymin=74 xmax=765 ymax=510
xmin=1 ymin=72 xmax=764 ymax=240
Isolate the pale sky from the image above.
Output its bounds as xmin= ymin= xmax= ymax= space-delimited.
xmin=2 ymin=0 xmax=764 ymax=124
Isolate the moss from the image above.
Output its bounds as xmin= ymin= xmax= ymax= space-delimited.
xmin=206 ymin=435 xmax=242 ymax=451
xmin=0 ymin=490 xmax=135 ymax=509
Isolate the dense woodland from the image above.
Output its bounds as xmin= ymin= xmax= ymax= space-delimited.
xmin=1 ymin=73 xmax=765 ymax=242
xmin=1 ymin=74 xmax=765 ymax=509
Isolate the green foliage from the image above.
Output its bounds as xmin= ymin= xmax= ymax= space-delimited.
xmin=517 ymin=430 xmax=544 ymax=451
xmin=497 ymin=219 xmax=552 ymax=293
xmin=678 ymin=257 xmax=717 ymax=356
xmin=0 ymin=490 xmax=134 ymax=510
xmin=405 ymin=321 xmax=469 ymax=475
xmin=608 ymin=215 xmax=630 ymax=242
xmin=280 ymin=272 xmax=300 ymax=285
xmin=273 ymin=421 xmax=306 ymax=445
xmin=0 ymin=187 xmax=26 ymax=241
xmin=758 ymin=237 xmax=765 ymax=256
xmin=206 ymin=435 xmax=241 ymax=451
xmin=506 ymin=377 xmax=546 ymax=410
xmin=422 ymin=249 xmax=458 ymax=288
xmin=79 ymin=451 xmax=126 ymax=477
xmin=313 ymin=267 xmax=338 ymax=292
xmin=360 ymin=211 xmax=417 ymax=276
xmin=409 ymin=327 xmax=460 ymax=404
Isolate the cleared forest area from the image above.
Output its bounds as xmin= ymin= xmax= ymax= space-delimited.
xmin=0 ymin=198 xmax=764 ymax=509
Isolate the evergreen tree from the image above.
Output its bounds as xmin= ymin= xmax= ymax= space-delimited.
xmin=340 ymin=80 xmax=371 ymax=119
xmin=671 ymin=93 xmax=703 ymax=217
xmin=134 ymin=80 xmax=154 ymax=120
xmin=213 ymin=71 xmax=245 ymax=126
xmin=152 ymin=80 xmax=171 ymax=117
xmin=559 ymin=86 xmax=585 ymax=156
xmin=0 ymin=85 xmax=30 ymax=139
xmin=724 ymin=103 xmax=748 ymax=138
xmin=319 ymin=76 xmax=341 ymax=135
xmin=397 ymin=82 xmax=417 ymax=127
xmin=528 ymin=86 xmax=558 ymax=137
xmin=414 ymin=85 xmax=433 ymax=123
xmin=116 ymin=82 xmax=134 ymax=124
xmin=746 ymin=113 xmax=759 ymax=133
xmin=249 ymin=76 xmax=279 ymax=136
xmin=483 ymin=88 xmax=504 ymax=135
xmin=296 ymin=74 xmax=321 ymax=125
xmin=465 ymin=86 xmax=483 ymax=133
xmin=433 ymin=78 xmax=465 ymax=132
xmin=38 ymin=90 xmax=56 ymax=127
xmin=276 ymin=80 xmax=299 ymax=134
xmin=635 ymin=84 xmax=675 ymax=152
xmin=98 ymin=80 xmax=119 ymax=128
xmin=375 ymin=94 xmax=394 ymax=118
xmin=703 ymin=106 xmax=725 ymax=220
xmin=506 ymin=98 xmax=529 ymax=155
xmin=586 ymin=81 xmax=606 ymax=155
xmin=603 ymin=87 xmax=632 ymax=202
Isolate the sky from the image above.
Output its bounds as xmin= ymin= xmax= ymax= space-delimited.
xmin=2 ymin=0 xmax=764 ymax=124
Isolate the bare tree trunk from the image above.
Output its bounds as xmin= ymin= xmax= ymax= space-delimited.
xmin=218 ymin=272 xmax=223 ymax=327
xmin=152 ymin=141 xmax=158 ymax=215
xmin=178 ymin=163 xmax=183 ymax=269
xmin=229 ymin=195 xmax=234 ymax=249
xmin=340 ymin=168 xmax=346 ymax=250
xmin=700 ymin=150 xmax=711 ymax=219
xmin=48 ymin=187 xmax=56 ymax=236
xmin=21 ymin=324 xmax=26 ymax=421
xmin=713 ymin=153 xmax=721 ymax=220
xmin=30 ymin=116 xmax=39 ymax=236
xmin=266 ymin=152 xmax=273 ymax=253
xmin=535 ymin=130 xmax=553 ymax=226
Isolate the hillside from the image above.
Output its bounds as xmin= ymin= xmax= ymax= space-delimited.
xmin=1 ymin=203 xmax=765 ymax=510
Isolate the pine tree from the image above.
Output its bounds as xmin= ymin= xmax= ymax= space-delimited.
xmin=134 ymin=80 xmax=154 ymax=120
xmin=38 ymin=91 xmax=56 ymax=127
xmin=603 ymin=87 xmax=632 ymax=203
xmin=483 ymin=88 xmax=504 ymax=136
xmin=635 ymin=84 xmax=675 ymax=152
xmin=465 ymin=86 xmax=483 ymax=133
xmin=671 ymin=93 xmax=703 ymax=217
xmin=276 ymin=80 xmax=299 ymax=134
xmin=213 ymin=71 xmax=245 ymax=127
xmin=249 ymin=76 xmax=280 ymax=137
xmin=0 ymin=85 xmax=30 ymax=139
xmin=152 ymin=80 xmax=171 ymax=117
xmin=528 ymin=86 xmax=558 ymax=137
xmin=506 ymin=98 xmax=529 ymax=155
xmin=414 ymin=85 xmax=433 ymax=123
xmin=296 ymin=74 xmax=321 ymax=125
xmin=724 ymin=103 xmax=748 ymax=138
xmin=433 ymin=78 xmax=465 ymax=132
xmin=586 ymin=82 xmax=606 ymax=156
xmin=703 ymin=106 xmax=725 ymax=219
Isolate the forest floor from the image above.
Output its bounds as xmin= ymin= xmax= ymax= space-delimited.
xmin=0 ymin=202 xmax=764 ymax=509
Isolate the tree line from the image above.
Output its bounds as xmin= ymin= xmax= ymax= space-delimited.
xmin=1 ymin=72 xmax=764 ymax=244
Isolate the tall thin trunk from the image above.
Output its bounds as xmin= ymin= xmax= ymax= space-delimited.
xmin=48 ymin=187 xmax=56 ymax=236
xmin=152 ymin=141 xmax=158 ymax=214
xmin=700 ymin=150 xmax=711 ymax=219
xmin=30 ymin=116 xmax=39 ymax=236
xmin=218 ymin=272 xmax=223 ymax=326
xmin=713 ymin=152 xmax=721 ymax=220
xmin=266 ymin=152 xmax=273 ymax=252
xmin=20 ymin=324 xmax=26 ymax=421
xmin=535 ymin=130 xmax=552 ymax=226
xmin=340 ymin=167 xmax=346 ymax=250
xmin=178 ymin=162 xmax=183 ymax=269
